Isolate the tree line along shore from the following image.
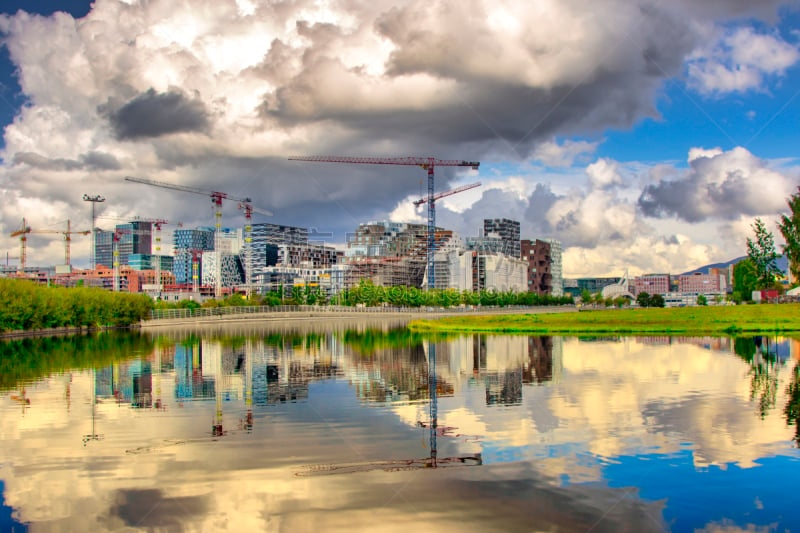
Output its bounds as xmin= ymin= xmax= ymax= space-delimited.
xmin=0 ymin=278 xmax=572 ymax=334
xmin=0 ymin=279 xmax=153 ymax=333
xmin=2 ymin=278 xmax=799 ymax=336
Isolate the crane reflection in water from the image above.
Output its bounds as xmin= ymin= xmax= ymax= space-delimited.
xmin=295 ymin=340 xmax=482 ymax=477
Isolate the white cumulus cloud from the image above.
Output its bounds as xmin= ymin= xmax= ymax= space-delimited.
xmin=687 ymin=26 xmax=800 ymax=95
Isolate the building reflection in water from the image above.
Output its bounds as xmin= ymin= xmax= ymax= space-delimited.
xmin=90 ymin=330 xmax=564 ymax=431
xmin=95 ymin=360 xmax=153 ymax=408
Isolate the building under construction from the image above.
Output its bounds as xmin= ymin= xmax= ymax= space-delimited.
xmin=344 ymin=221 xmax=457 ymax=288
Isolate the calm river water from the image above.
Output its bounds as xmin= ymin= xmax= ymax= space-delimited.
xmin=2 ymin=322 xmax=800 ymax=532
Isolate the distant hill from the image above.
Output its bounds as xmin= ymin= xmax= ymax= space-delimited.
xmin=681 ymin=255 xmax=789 ymax=275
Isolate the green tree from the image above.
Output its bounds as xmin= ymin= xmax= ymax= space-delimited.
xmin=305 ymin=285 xmax=317 ymax=305
xmin=733 ymin=259 xmax=757 ymax=301
xmin=747 ymin=217 xmax=780 ymax=289
xmin=291 ymin=285 xmax=304 ymax=304
xmin=697 ymin=294 xmax=707 ymax=306
xmin=649 ymin=294 xmax=665 ymax=308
xmin=779 ymin=186 xmax=800 ymax=286
xmin=580 ymin=289 xmax=591 ymax=304
xmin=636 ymin=291 xmax=650 ymax=308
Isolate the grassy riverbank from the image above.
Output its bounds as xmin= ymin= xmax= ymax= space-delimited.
xmin=408 ymin=304 xmax=800 ymax=335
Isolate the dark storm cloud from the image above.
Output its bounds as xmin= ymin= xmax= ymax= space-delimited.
xmin=13 ymin=150 xmax=121 ymax=171
xmin=275 ymin=462 xmax=666 ymax=532
xmin=260 ymin=2 xmax=696 ymax=160
xmin=265 ymin=69 xmax=663 ymax=159
xmin=103 ymin=89 xmax=210 ymax=140
xmin=637 ymin=148 xmax=792 ymax=222
xmin=672 ymin=0 xmax=788 ymax=21
xmin=436 ymin=184 xmax=564 ymax=242
xmin=120 ymin=154 xmax=432 ymax=242
xmin=106 ymin=489 xmax=209 ymax=529
xmin=13 ymin=151 xmax=82 ymax=171
xmin=639 ymin=179 xmax=704 ymax=221
xmin=524 ymin=183 xmax=559 ymax=236
xmin=80 ymin=150 xmax=122 ymax=170
xmin=436 ymin=188 xmax=528 ymax=240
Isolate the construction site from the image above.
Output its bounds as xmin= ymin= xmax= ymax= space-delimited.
xmin=3 ymin=156 xmax=563 ymax=301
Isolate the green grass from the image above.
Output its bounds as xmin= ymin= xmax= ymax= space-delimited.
xmin=408 ymin=304 xmax=800 ymax=336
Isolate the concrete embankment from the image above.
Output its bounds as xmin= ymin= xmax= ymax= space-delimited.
xmin=140 ymin=306 xmax=577 ymax=331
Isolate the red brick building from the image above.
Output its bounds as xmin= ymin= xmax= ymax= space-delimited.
xmin=521 ymin=239 xmax=552 ymax=295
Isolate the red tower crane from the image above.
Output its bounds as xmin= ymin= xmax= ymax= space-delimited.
xmin=413 ymin=182 xmax=481 ymax=207
xmin=288 ymin=156 xmax=480 ymax=290
xmin=124 ymin=176 xmax=272 ymax=298
xmin=111 ymin=227 xmax=128 ymax=292
xmin=9 ymin=219 xmax=91 ymax=272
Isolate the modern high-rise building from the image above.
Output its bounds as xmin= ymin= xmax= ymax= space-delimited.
xmin=250 ymin=223 xmax=308 ymax=269
xmin=116 ymin=221 xmax=152 ymax=266
xmin=344 ymin=221 xmax=431 ymax=288
xmin=172 ymin=227 xmax=215 ymax=286
xmin=346 ymin=221 xmax=426 ymax=258
xmin=173 ymin=249 xmax=198 ymax=285
xmin=94 ymin=230 xmax=113 ymax=268
xmin=128 ymin=254 xmax=174 ymax=272
xmin=201 ymin=252 xmax=244 ymax=288
xmin=546 ymin=239 xmax=563 ymax=297
xmin=173 ymin=228 xmax=215 ymax=252
xmin=93 ymin=221 xmax=152 ymax=268
xmin=483 ymin=218 xmax=520 ymax=259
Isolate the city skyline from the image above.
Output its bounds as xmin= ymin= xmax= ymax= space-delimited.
xmin=1 ymin=1 xmax=799 ymax=277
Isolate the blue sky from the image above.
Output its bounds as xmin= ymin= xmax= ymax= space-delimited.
xmin=1 ymin=0 xmax=799 ymax=275
xmin=598 ymin=9 xmax=800 ymax=164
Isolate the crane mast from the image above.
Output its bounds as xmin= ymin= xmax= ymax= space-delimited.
xmin=238 ymin=202 xmax=272 ymax=297
xmin=10 ymin=218 xmax=29 ymax=275
xmin=288 ymin=156 xmax=480 ymax=290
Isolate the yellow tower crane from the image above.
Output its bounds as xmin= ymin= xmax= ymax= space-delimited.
xmin=9 ymin=219 xmax=91 ymax=273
